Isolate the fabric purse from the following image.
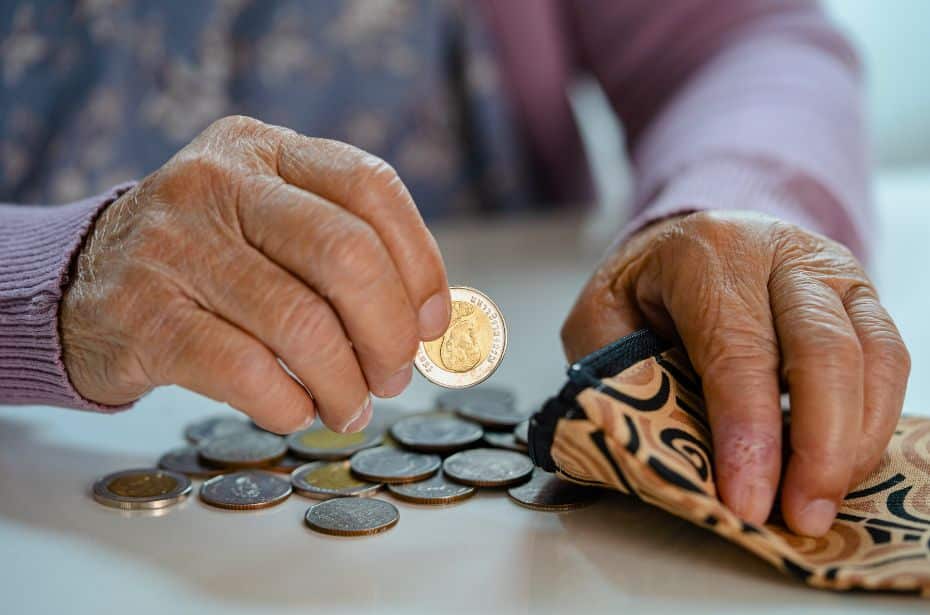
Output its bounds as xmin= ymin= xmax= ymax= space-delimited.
xmin=528 ymin=329 xmax=930 ymax=596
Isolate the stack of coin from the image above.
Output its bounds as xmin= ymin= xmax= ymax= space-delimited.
xmin=92 ymin=287 xmax=602 ymax=537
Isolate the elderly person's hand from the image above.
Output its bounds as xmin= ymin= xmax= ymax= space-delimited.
xmin=561 ymin=211 xmax=910 ymax=537
xmin=61 ymin=116 xmax=451 ymax=434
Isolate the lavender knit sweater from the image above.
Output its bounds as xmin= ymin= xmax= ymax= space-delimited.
xmin=0 ymin=0 xmax=869 ymax=411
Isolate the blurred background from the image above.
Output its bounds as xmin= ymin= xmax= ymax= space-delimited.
xmin=573 ymin=0 xmax=930 ymax=412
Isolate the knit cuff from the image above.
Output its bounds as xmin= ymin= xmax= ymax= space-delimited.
xmin=0 ymin=183 xmax=136 ymax=412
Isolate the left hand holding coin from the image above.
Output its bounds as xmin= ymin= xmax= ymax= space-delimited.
xmin=561 ymin=210 xmax=910 ymax=537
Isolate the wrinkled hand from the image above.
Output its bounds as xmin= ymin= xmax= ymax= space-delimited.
xmin=562 ymin=211 xmax=910 ymax=537
xmin=62 ymin=116 xmax=450 ymax=434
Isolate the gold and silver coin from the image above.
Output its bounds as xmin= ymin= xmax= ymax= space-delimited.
xmin=414 ymin=286 xmax=507 ymax=389
xmin=184 ymin=415 xmax=255 ymax=444
xmin=198 ymin=430 xmax=286 ymax=468
xmin=387 ymin=471 xmax=476 ymax=505
xmin=304 ymin=497 xmax=399 ymax=537
xmin=483 ymin=431 xmax=528 ymax=453
xmin=158 ymin=446 xmax=226 ymax=479
xmin=390 ymin=415 xmax=483 ymax=453
xmin=291 ymin=461 xmax=382 ymax=500
xmin=92 ymin=468 xmax=192 ymax=510
xmin=286 ymin=424 xmax=382 ymax=461
xmin=199 ymin=471 xmax=292 ymax=510
xmin=507 ymin=469 xmax=601 ymax=512
xmin=443 ymin=448 xmax=534 ymax=487
xmin=349 ymin=446 xmax=441 ymax=484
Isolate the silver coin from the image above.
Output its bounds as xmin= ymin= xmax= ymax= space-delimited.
xmin=443 ymin=448 xmax=534 ymax=487
xmin=286 ymin=424 xmax=383 ymax=461
xmin=349 ymin=446 xmax=441 ymax=484
xmin=455 ymin=400 xmax=530 ymax=429
xmin=513 ymin=420 xmax=529 ymax=445
xmin=199 ymin=471 xmax=292 ymax=510
xmin=390 ymin=415 xmax=484 ymax=453
xmin=158 ymin=446 xmax=226 ymax=478
xmin=387 ymin=471 xmax=475 ymax=505
xmin=184 ymin=415 xmax=255 ymax=444
xmin=267 ymin=453 xmax=309 ymax=474
xmin=508 ymin=469 xmax=601 ymax=511
xmin=437 ymin=387 xmax=515 ymax=413
xmin=304 ymin=497 xmax=399 ymax=536
xmin=93 ymin=468 xmax=192 ymax=511
xmin=483 ymin=431 xmax=528 ymax=453
xmin=198 ymin=430 xmax=286 ymax=468
xmin=291 ymin=461 xmax=382 ymax=500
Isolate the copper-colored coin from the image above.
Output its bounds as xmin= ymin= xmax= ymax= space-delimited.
xmin=198 ymin=431 xmax=286 ymax=468
xmin=483 ymin=431 xmax=528 ymax=453
xmin=199 ymin=471 xmax=292 ymax=510
xmin=93 ymin=468 xmax=192 ymax=510
xmin=304 ymin=497 xmax=399 ymax=537
xmin=286 ymin=425 xmax=383 ymax=461
xmin=158 ymin=446 xmax=226 ymax=478
xmin=443 ymin=448 xmax=533 ymax=487
xmin=414 ymin=287 xmax=507 ymax=389
xmin=349 ymin=446 xmax=441 ymax=484
xmin=508 ymin=469 xmax=601 ymax=511
xmin=267 ymin=453 xmax=308 ymax=474
xmin=291 ymin=461 xmax=381 ymax=500
xmin=513 ymin=420 xmax=529 ymax=446
xmin=387 ymin=471 xmax=475 ymax=505
xmin=184 ymin=415 xmax=254 ymax=444
xmin=390 ymin=415 xmax=483 ymax=453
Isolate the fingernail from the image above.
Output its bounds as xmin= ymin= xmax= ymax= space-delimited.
xmin=381 ymin=364 xmax=412 ymax=397
xmin=796 ymin=498 xmax=837 ymax=537
xmin=730 ymin=481 xmax=773 ymax=525
xmin=341 ymin=396 xmax=372 ymax=433
xmin=418 ymin=292 xmax=450 ymax=340
xmin=297 ymin=413 xmax=315 ymax=431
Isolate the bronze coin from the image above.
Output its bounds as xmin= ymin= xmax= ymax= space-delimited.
xmin=304 ymin=497 xmax=399 ymax=537
xmin=508 ymin=469 xmax=601 ymax=512
xmin=286 ymin=424 xmax=383 ymax=461
xmin=349 ymin=446 xmax=441 ymax=484
xmin=390 ymin=415 xmax=483 ymax=453
xmin=199 ymin=471 xmax=292 ymax=510
xmin=291 ymin=461 xmax=381 ymax=500
xmin=184 ymin=415 xmax=254 ymax=444
xmin=158 ymin=446 xmax=226 ymax=478
xmin=483 ymin=431 xmax=528 ymax=453
xmin=387 ymin=471 xmax=475 ymax=505
xmin=443 ymin=448 xmax=534 ymax=487
xmin=198 ymin=431 xmax=286 ymax=468
xmin=93 ymin=468 xmax=192 ymax=510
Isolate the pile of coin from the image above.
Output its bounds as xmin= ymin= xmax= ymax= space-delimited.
xmin=92 ymin=387 xmax=603 ymax=537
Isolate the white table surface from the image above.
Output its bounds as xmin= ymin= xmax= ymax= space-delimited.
xmin=1 ymin=169 xmax=928 ymax=614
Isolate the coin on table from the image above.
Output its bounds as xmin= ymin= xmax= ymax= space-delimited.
xmin=198 ymin=431 xmax=286 ymax=468
xmin=387 ymin=471 xmax=475 ymax=505
xmin=291 ymin=461 xmax=381 ymax=500
xmin=456 ymin=399 xmax=530 ymax=430
xmin=443 ymin=448 xmax=534 ymax=487
xmin=414 ymin=286 xmax=507 ymax=389
xmin=513 ymin=420 xmax=529 ymax=446
xmin=508 ymin=469 xmax=601 ymax=512
xmin=286 ymin=424 xmax=383 ymax=461
xmin=184 ymin=415 xmax=254 ymax=444
xmin=93 ymin=468 xmax=192 ymax=510
xmin=267 ymin=453 xmax=309 ymax=474
xmin=199 ymin=471 xmax=292 ymax=510
xmin=483 ymin=431 xmax=527 ymax=453
xmin=390 ymin=415 xmax=483 ymax=453
xmin=437 ymin=386 xmax=515 ymax=412
xmin=304 ymin=497 xmax=399 ymax=537
xmin=158 ymin=446 xmax=226 ymax=479
xmin=349 ymin=446 xmax=441 ymax=484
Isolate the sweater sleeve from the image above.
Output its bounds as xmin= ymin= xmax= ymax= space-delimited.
xmin=567 ymin=0 xmax=872 ymax=260
xmin=0 ymin=183 xmax=134 ymax=411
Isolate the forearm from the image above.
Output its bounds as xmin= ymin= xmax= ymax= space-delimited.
xmin=0 ymin=183 xmax=133 ymax=410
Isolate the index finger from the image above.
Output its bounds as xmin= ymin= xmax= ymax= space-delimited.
xmin=275 ymin=135 xmax=451 ymax=341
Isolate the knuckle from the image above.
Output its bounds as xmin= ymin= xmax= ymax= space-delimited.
xmin=226 ymin=345 xmax=276 ymax=402
xmin=207 ymin=114 xmax=265 ymax=137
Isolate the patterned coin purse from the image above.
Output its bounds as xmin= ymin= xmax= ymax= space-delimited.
xmin=528 ymin=329 xmax=930 ymax=596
